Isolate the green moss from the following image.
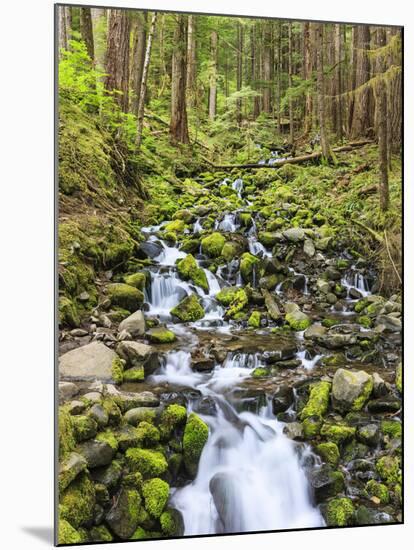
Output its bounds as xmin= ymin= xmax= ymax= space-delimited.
xmin=258 ymin=232 xmax=280 ymax=247
xmin=170 ymin=294 xmax=205 ymax=322
xmin=58 ymin=519 xmax=83 ymax=545
xmin=351 ymin=376 xmax=374 ymax=411
xmin=142 ymin=478 xmax=170 ymax=518
xmin=354 ymin=299 xmax=369 ymax=313
xmin=59 ymin=406 xmax=76 ymax=458
xmin=107 ymin=283 xmax=143 ymax=312
xmin=164 ymin=219 xmax=186 ymax=233
xmin=365 ymin=480 xmax=390 ymax=504
xmin=240 ymin=252 xmax=260 ymax=284
xmin=59 ymin=296 xmax=80 ymax=328
xmin=131 ymin=526 xmax=149 ymax=540
xmin=222 ymin=241 xmax=243 ymax=261
xmin=216 ymin=286 xmax=242 ymax=306
xmin=159 ymin=404 xmax=187 ymax=440
xmin=147 ymin=327 xmax=176 ymax=343
xmin=316 ymin=442 xmax=340 ymax=467
xmin=376 ymin=455 xmax=401 ymax=484
xmin=325 ymin=498 xmax=355 ymax=527
xmin=396 ymin=363 xmax=402 ymax=393
xmin=201 ymin=232 xmax=226 ymax=257
xmin=102 ymin=396 xmax=122 ymax=426
xmin=381 ymin=420 xmax=402 ymax=439
xmin=126 ymin=448 xmax=168 ymax=478
xmin=160 ymin=509 xmax=183 ymax=536
xmin=60 ymin=473 xmax=95 ymax=528
xmin=322 ymin=318 xmax=338 ymax=329
xmin=252 ymin=367 xmax=270 ymax=378
xmin=123 ymin=366 xmax=145 ymax=382
xmin=96 ymin=429 xmax=119 ymax=451
xmin=89 ymin=525 xmax=113 ymax=542
xmin=111 ymin=356 xmax=124 ymax=385
xmin=320 ymin=423 xmax=356 ymax=445
xmin=124 ymin=272 xmax=147 ymax=290
xmin=183 ymin=412 xmax=209 ymax=477
xmin=357 ymin=315 xmax=372 ymax=329
xmin=226 ymin=288 xmax=248 ymax=318
xmin=177 ymin=254 xmax=209 ymax=291
xmin=300 ymin=381 xmax=331 ymax=420
xmin=248 ymin=311 xmax=261 ymax=328
xmin=72 ymin=415 xmax=97 ymax=442
xmin=136 ymin=421 xmax=161 ymax=447
xmin=239 ymin=212 xmax=252 ymax=227
xmin=285 ymin=311 xmax=312 ymax=331
xmin=104 ymin=242 xmax=134 ymax=268
xmin=302 ymin=416 xmax=323 ymax=438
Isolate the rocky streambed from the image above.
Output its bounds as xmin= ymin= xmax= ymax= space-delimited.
xmin=58 ymin=171 xmax=402 ymax=544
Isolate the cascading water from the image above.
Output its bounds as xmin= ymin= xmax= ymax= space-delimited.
xmin=146 ymin=269 xmax=191 ymax=318
xmin=232 ymin=178 xmax=244 ymax=199
xmin=155 ymin=351 xmax=325 ymax=535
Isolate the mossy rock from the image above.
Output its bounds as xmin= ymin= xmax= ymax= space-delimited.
xmin=107 ymin=283 xmax=143 ymax=312
xmin=142 ymin=478 xmax=170 ymax=518
xmin=124 ymin=272 xmax=147 ymax=290
xmin=105 ymin=487 xmax=141 ymax=539
xmin=183 ymin=412 xmax=209 ymax=477
xmin=164 ymin=219 xmax=186 ymax=233
xmin=222 ymin=240 xmax=243 ymax=262
xmin=240 ymin=252 xmax=260 ymax=284
xmin=58 ymin=519 xmax=83 ymax=545
xmin=89 ymin=525 xmax=113 ymax=542
xmin=320 ymin=423 xmax=356 ymax=445
xmin=357 ymin=315 xmax=373 ymax=329
xmin=258 ymin=231 xmax=281 ymax=247
xmin=125 ymin=448 xmax=168 ymax=478
xmin=300 ymin=381 xmax=331 ymax=420
xmin=285 ymin=309 xmax=311 ymax=331
xmin=159 ymin=404 xmax=187 ymax=440
xmin=216 ymin=286 xmax=243 ymax=306
xmin=60 ymin=473 xmax=96 ymax=529
xmin=252 ymin=367 xmax=270 ymax=378
xmin=226 ymin=288 xmax=248 ymax=318
xmin=59 ymin=406 xmax=76 ymax=458
xmin=376 ymin=455 xmax=401 ymax=484
xmin=146 ymin=327 xmax=176 ymax=343
xmin=111 ymin=356 xmax=125 ymax=385
xmin=136 ymin=421 xmax=161 ymax=447
xmin=170 ymin=294 xmax=205 ymax=322
xmin=160 ymin=508 xmax=184 ymax=537
xmin=239 ymin=212 xmax=252 ymax=227
xmin=96 ymin=429 xmax=119 ymax=452
xmin=59 ymin=296 xmax=80 ymax=328
xmin=72 ymin=415 xmax=98 ymax=442
xmin=316 ymin=442 xmax=340 ymax=467
xmin=177 ymin=254 xmax=209 ymax=292
xmin=365 ymin=480 xmax=390 ymax=504
xmin=381 ymin=419 xmax=402 ymax=440
xmin=248 ymin=311 xmax=261 ymax=328
xmin=201 ymin=232 xmax=226 ymax=257
xmin=123 ymin=365 xmax=145 ymax=382
xmin=325 ymin=497 xmax=355 ymax=527
xmin=396 ymin=363 xmax=402 ymax=393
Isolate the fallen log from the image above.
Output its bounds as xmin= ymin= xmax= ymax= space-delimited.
xmin=211 ymin=140 xmax=374 ymax=170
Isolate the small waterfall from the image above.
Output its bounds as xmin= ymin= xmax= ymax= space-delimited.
xmin=150 ymin=350 xmax=203 ymax=388
xmin=193 ymin=218 xmax=203 ymax=234
xmin=247 ymin=218 xmax=272 ymax=258
xmin=296 ymin=350 xmax=323 ymax=370
xmin=232 ymin=178 xmax=244 ymax=199
xmin=216 ymin=213 xmax=238 ymax=232
xmin=203 ymin=268 xmax=221 ymax=296
xmin=342 ymin=268 xmax=371 ymax=298
xmin=153 ymin=240 xmax=187 ymax=266
xmin=146 ymin=269 xmax=191 ymax=317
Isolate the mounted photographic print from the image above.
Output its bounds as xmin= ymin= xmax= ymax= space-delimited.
xmin=55 ymin=2 xmax=403 ymax=545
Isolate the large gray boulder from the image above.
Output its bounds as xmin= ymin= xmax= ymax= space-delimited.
xmin=118 ymin=310 xmax=146 ymax=337
xmin=332 ymin=368 xmax=373 ymax=413
xmin=116 ymin=341 xmax=153 ymax=368
xmin=283 ymin=227 xmax=305 ymax=242
xmin=59 ymin=342 xmax=120 ymax=383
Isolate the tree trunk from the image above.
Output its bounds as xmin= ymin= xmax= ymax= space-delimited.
xmin=58 ymin=6 xmax=71 ymax=57
xmin=170 ymin=15 xmax=190 ymax=144
xmin=303 ymin=22 xmax=313 ymax=136
xmin=104 ymin=9 xmax=131 ymax=113
xmin=376 ymin=28 xmax=389 ymax=211
xmin=236 ymin=22 xmax=243 ymax=125
xmin=208 ymin=30 xmax=218 ymax=120
xmin=186 ymin=15 xmax=196 ymax=109
xmin=80 ymin=7 xmax=94 ymax=61
xmin=350 ymin=25 xmax=373 ymax=138
xmin=262 ymin=22 xmax=272 ymax=114
xmin=136 ymin=13 xmax=157 ymax=149
xmin=251 ymin=24 xmax=260 ymax=118
xmin=130 ymin=12 xmax=147 ymax=115
xmin=334 ymin=24 xmax=343 ymax=142
xmin=315 ymin=23 xmax=333 ymax=161
xmin=276 ymin=22 xmax=282 ymax=133
xmin=288 ymin=22 xmax=294 ymax=144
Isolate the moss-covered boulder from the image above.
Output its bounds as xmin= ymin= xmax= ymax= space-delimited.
xmin=170 ymin=294 xmax=205 ymax=322
xmin=376 ymin=455 xmax=401 ymax=484
xmin=89 ymin=525 xmax=113 ymax=542
xmin=183 ymin=412 xmax=209 ymax=477
xmin=58 ymin=519 xmax=83 ymax=545
xmin=124 ymin=272 xmax=147 ymax=291
xmin=59 ymin=296 xmax=80 ymax=328
xmin=60 ymin=472 xmax=96 ymax=528
xmin=135 ymin=421 xmax=161 ymax=447
xmin=146 ymin=327 xmax=176 ymax=343
xmin=107 ymin=283 xmax=143 ymax=312
xmin=396 ymin=362 xmax=402 ymax=393
xmin=164 ymin=219 xmax=186 ymax=233
xmin=285 ymin=308 xmax=311 ymax=331
xmin=72 ymin=415 xmax=98 ymax=442
xmin=201 ymin=232 xmax=226 ymax=257
xmin=316 ymin=442 xmax=340 ymax=467
xmin=126 ymin=447 xmax=168 ymax=478
xmin=248 ymin=311 xmax=261 ymax=328
xmin=159 ymin=404 xmax=187 ymax=440
xmin=222 ymin=240 xmax=244 ymax=262
xmin=216 ymin=286 xmax=242 ymax=305
xmin=240 ymin=252 xmax=260 ymax=284
xmin=142 ymin=478 xmax=170 ymax=518
xmin=105 ymin=487 xmax=141 ymax=539
xmin=300 ymin=381 xmax=331 ymax=420
xmin=325 ymin=497 xmax=355 ymax=526
xmin=258 ymin=231 xmax=281 ymax=247
xmin=177 ymin=254 xmax=209 ymax=291
xmin=320 ymin=423 xmax=356 ymax=445
xmin=302 ymin=415 xmax=323 ymax=438
xmin=160 ymin=508 xmax=184 ymax=537
xmin=365 ymin=480 xmax=390 ymax=504
xmin=331 ymin=368 xmax=373 ymax=413
xmin=309 ymin=466 xmax=345 ymax=502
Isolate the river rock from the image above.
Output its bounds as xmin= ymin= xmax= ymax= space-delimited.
xmin=124 ymin=407 xmax=159 ymax=427
xmin=138 ymin=240 xmax=163 ymax=259
xmin=316 ymin=332 xmax=357 ymax=349
xmin=283 ymin=422 xmax=303 ymax=440
xmin=372 ymin=372 xmax=389 ymax=397
xmin=78 ymin=439 xmax=116 ymax=468
xmin=375 ymin=315 xmax=402 ymax=332
xmin=367 ymin=396 xmax=401 ymax=413
xmin=106 ymin=487 xmax=141 ymax=539
xmin=59 ymin=381 xmax=79 ymax=402
xmin=316 ymin=279 xmax=330 ymax=294
xmin=356 ymin=424 xmax=380 ymax=447
xmin=272 ymin=386 xmax=294 ymax=414
xmin=116 ymin=341 xmax=153 ymax=368
xmin=303 ymin=239 xmax=315 ymax=257
xmin=309 ymin=465 xmax=345 ymax=502
xmin=59 ymin=452 xmax=88 ymax=492
xmin=209 ymin=472 xmax=241 ymax=532
xmin=332 ymin=369 xmax=373 ymax=413
xmin=283 ymin=227 xmax=305 ymax=242
xmin=304 ymin=324 xmax=327 ymax=340
xmin=107 ymin=283 xmax=143 ymax=312
xmin=117 ymin=391 xmax=160 ymax=412
xmin=90 ymin=460 xmax=123 ymax=489
xmin=88 ymin=404 xmax=109 ymax=428
xmin=118 ymin=310 xmax=145 ymax=337
xmin=59 ymin=342 xmax=121 ymax=383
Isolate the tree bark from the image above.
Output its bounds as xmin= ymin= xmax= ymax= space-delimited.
xmin=276 ymin=22 xmax=282 ymax=133
xmin=334 ymin=24 xmax=343 ymax=142
xmin=315 ymin=23 xmax=333 ymax=161
xmin=130 ymin=12 xmax=147 ymax=115
xmin=186 ymin=15 xmax=196 ymax=109
xmin=236 ymin=22 xmax=244 ymax=124
xmin=376 ymin=28 xmax=389 ymax=211
xmin=350 ymin=25 xmax=373 ymax=138
xmin=262 ymin=22 xmax=272 ymax=114
xmin=303 ymin=22 xmax=313 ymax=136
xmin=80 ymin=7 xmax=94 ymax=61
xmin=58 ymin=6 xmax=72 ymax=57
xmin=136 ymin=13 xmax=157 ymax=149
xmin=208 ymin=30 xmax=218 ymax=120
xmin=170 ymin=15 xmax=190 ymax=144
xmin=288 ymin=22 xmax=294 ymax=145
xmin=104 ymin=9 xmax=131 ymax=113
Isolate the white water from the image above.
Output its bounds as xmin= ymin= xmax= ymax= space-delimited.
xmin=152 ymin=350 xmax=324 ymax=534
xmin=146 ymin=269 xmax=192 ymax=318
xmin=296 ymin=350 xmax=323 ymax=370
xmin=153 ymin=238 xmax=187 ymax=266
xmin=216 ymin=213 xmax=238 ymax=232
xmin=342 ymin=268 xmax=371 ymax=298
xmin=232 ymin=178 xmax=244 ymax=199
